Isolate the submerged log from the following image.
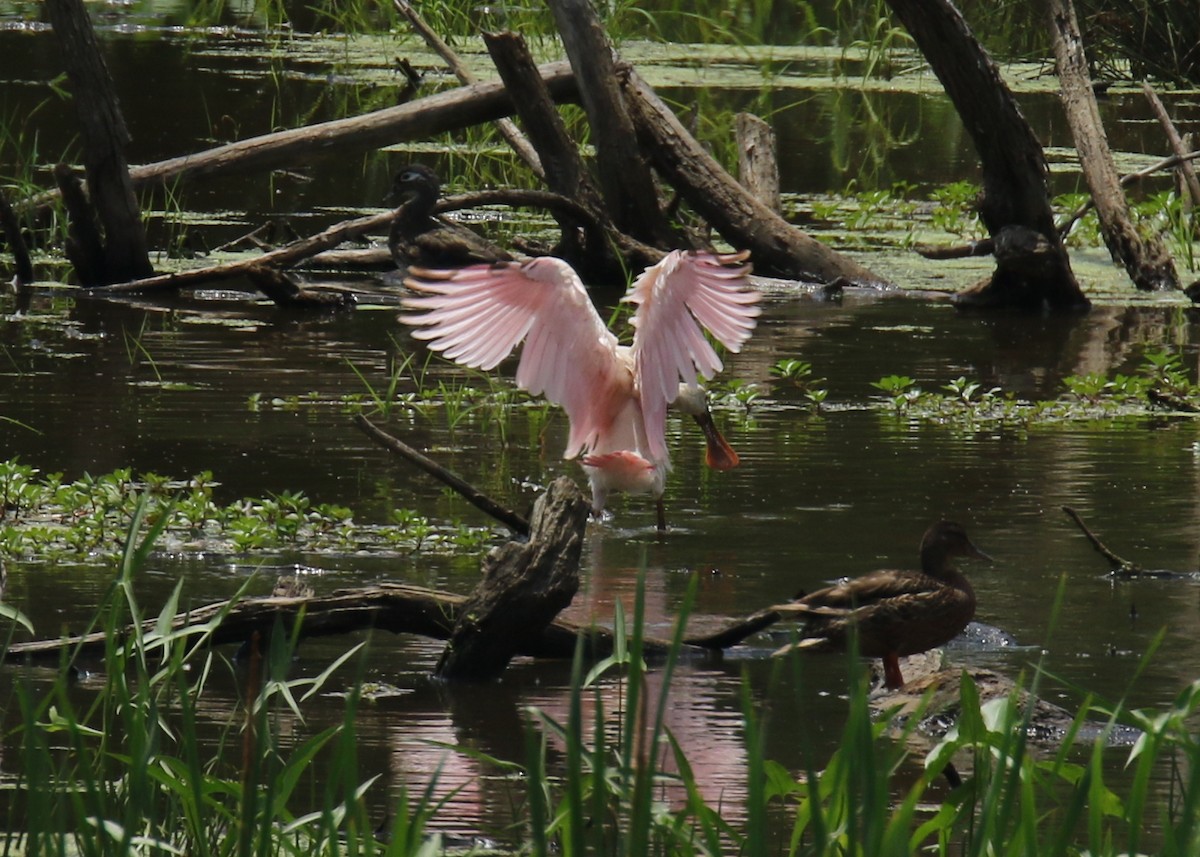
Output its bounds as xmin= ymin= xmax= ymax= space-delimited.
xmin=885 ymin=0 xmax=1090 ymax=311
xmin=1062 ymin=505 xmax=1186 ymax=579
xmin=1048 ymin=0 xmax=1177 ymax=293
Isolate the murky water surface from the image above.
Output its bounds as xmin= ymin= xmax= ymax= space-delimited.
xmin=3 ymin=1 xmax=1200 ymax=845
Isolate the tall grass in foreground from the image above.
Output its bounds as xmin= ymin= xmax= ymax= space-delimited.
xmin=5 ymin=505 xmax=1200 ymax=855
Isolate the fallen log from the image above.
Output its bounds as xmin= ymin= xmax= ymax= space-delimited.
xmin=17 ymin=62 xmax=578 ymax=219
xmin=620 ymin=68 xmax=887 ymax=286
xmin=89 ymin=209 xmax=396 ymax=295
xmin=353 ymin=414 xmax=531 ymax=537
xmin=548 ymin=0 xmax=679 ymax=246
xmin=1142 ymin=82 xmax=1200 ymax=208
xmin=391 ymin=0 xmax=543 ymax=179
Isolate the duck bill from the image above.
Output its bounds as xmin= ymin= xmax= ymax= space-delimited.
xmin=967 ymin=540 xmax=993 ymax=563
xmin=692 ymin=409 xmax=740 ymax=471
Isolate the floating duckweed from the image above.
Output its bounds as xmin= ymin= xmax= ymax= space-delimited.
xmin=0 ymin=459 xmax=497 ymax=561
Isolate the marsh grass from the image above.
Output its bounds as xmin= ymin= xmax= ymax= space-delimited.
xmin=5 ymin=511 xmax=1200 ymax=854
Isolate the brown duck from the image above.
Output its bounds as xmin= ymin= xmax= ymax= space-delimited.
xmin=387 ymin=164 xmax=511 ymax=270
xmin=771 ymin=521 xmax=991 ymax=689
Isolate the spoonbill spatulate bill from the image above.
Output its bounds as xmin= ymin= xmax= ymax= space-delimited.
xmin=400 ymin=250 xmax=761 ymax=529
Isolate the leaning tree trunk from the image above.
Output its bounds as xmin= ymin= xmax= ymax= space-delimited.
xmin=546 ymin=0 xmax=683 ymax=247
xmin=885 ymin=0 xmax=1090 ymax=312
xmin=44 ymin=0 xmax=153 ymax=284
xmin=1049 ymin=0 xmax=1178 ymax=293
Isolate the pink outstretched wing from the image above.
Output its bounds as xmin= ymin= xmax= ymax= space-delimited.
xmin=401 ymin=257 xmax=628 ymax=459
xmin=626 ymin=250 xmax=760 ymax=461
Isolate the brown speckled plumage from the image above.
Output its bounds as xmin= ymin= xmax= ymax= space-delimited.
xmin=772 ymin=521 xmax=991 ymax=689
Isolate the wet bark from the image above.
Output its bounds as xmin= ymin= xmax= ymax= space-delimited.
xmin=621 ymin=68 xmax=886 ymax=286
xmin=546 ymin=0 xmax=680 ymax=247
xmin=44 ymin=0 xmax=153 ymax=284
xmin=482 ymin=31 xmax=660 ymax=274
xmin=885 ymin=0 xmax=1090 ymax=311
xmin=736 ymin=113 xmax=782 ymax=215
xmin=435 ymin=477 xmax=590 ymax=682
xmin=1048 ymin=0 xmax=1177 ymax=293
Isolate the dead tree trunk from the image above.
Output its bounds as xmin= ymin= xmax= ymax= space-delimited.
xmin=44 ymin=0 xmax=153 ymax=284
xmin=1048 ymin=0 xmax=1177 ymax=293
xmin=546 ymin=0 xmax=682 ymax=247
xmin=435 ymin=476 xmax=590 ymax=682
xmin=621 ymin=69 xmax=886 ymax=285
xmin=483 ymin=30 xmax=641 ymax=276
xmin=736 ymin=113 xmax=782 ymax=215
xmin=885 ymin=0 xmax=1090 ymax=311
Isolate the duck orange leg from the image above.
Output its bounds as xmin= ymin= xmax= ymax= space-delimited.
xmin=882 ymin=652 xmax=905 ymax=689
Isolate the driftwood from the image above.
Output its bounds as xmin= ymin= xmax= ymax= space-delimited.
xmin=436 ymin=476 xmax=590 ymax=681
xmin=241 ymin=265 xmax=356 ymax=309
xmin=91 ymin=209 xmax=396 ymax=295
xmin=17 ymin=62 xmax=579 ymax=222
xmin=482 ymin=30 xmax=654 ymax=275
xmin=1047 ymin=0 xmax=1177 ymax=293
xmin=885 ymin=0 xmax=1089 ymax=311
xmin=44 ymin=0 xmax=153 ymax=284
xmin=621 ymin=68 xmax=886 ymax=286
xmin=89 ymin=187 xmax=621 ymax=300
xmin=1062 ymin=505 xmax=1183 ymax=579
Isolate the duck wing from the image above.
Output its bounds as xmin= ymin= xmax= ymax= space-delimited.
xmin=771 ymin=569 xmax=941 ymax=617
xmin=625 ymin=250 xmax=759 ymax=462
xmin=402 ymin=257 xmax=628 ymax=459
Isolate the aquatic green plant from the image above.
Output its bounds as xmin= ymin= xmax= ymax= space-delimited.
xmin=929 ymin=180 xmax=984 ymax=239
xmin=871 ymin=374 xmax=919 ymax=412
xmin=0 ymin=459 xmax=494 ymax=560
xmin=771 ymin=358 xmax=828 ymax=409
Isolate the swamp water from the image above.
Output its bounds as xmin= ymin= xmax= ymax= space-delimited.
xmin=3 ymin=1 xmax=1200 ymax=845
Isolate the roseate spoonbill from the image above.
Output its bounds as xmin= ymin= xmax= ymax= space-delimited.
xmin=400 ymin=249 xmax=760 ymax=529
xmin=771 ymin=521 xmax=992 ymax=690
xmin=388 ymin=164 xmax=511 ymax=269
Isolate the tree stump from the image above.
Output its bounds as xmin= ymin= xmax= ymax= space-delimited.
xmin=435 ymin=476 xmax=591 ymax=682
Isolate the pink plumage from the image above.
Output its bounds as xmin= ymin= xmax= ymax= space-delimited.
xmin=401 ymin=250 xmax=760 ymax=529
